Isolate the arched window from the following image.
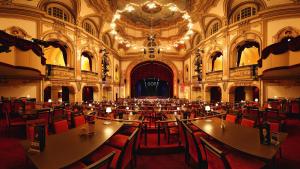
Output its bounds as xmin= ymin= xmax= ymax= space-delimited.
xmin=81 ymin=51 xmax=93 ymax=71
xmin=231 ymin=4 xmax=258 ymax=23
xmin=82 ymin=19 xmax=97 ymax=36
xmin=207 ymin=20 xmax=221 ymax=36
xmin=211 ymin=51 xmax=223 ymax=72
xmin=46 ymin=4 xmax=73 ymax=23
xmin=236 ymin=41 xmax=260 ymax=67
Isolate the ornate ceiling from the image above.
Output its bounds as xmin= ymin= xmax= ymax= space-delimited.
xmin=87 ymin=0 xmax=220 ymax=53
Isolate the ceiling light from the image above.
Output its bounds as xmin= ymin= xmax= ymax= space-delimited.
xmin=125 ymin=4 xmax=135 ymax=12
xmin=169 ymin=5 xmax=178 ymax=11
xmin=187 ymin=30 xmax=194 ymax=35
xmin=110 ymin=23 xmax=116 ymax=28
xmin=113 ymin=13 xmax=121 ymax=21
xmin=182 ymin=13 xmax=190 ymax=20
xmin=125 ymin=44 xmax=131 ymax=47
xmin=147 ymin=2 xmax=157 ymax=9
xmin=188 ymin=23 xmax=193 ymax=29
xmin=110 ymin=30 xmax=117 ymax=35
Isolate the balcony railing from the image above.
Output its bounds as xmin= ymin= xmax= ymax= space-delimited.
xmin=46 ymin=64 xmax=74 ymax=80
xmin=206 ymin=71 xmax=223 ymax=81
xmin=81 ymin=70 xmax=98 ymax=82
xmin=230 ymin=65 xmax=258 ymax=80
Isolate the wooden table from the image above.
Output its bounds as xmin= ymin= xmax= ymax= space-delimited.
xmin=21 ymin=119 xmax=123 ymax=169
xmin=192 ymin=117 xmax=287 ymax=160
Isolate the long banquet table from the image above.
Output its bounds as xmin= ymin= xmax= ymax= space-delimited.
xmin=192 ymin=117 xmax=287 ymax=161
xmin=21 ymin=119 xmax=123 ymax=169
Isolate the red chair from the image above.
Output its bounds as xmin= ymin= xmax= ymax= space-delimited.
xmin=65 ymin=152 xmax=115 ymax=169
xmin=54 ymin=120 xmax=69 ymax=134
xmin=200 ymin=137 xmax=266 ymax=169
xmin=225 ymin=114 xmax=237 ymax=123
xmin=88 ymin=128 xmax=139 ymax=169
xmin=240 ymin=119 xmax=255 ymax=128
xmin=182 ymin=122 xmax=206 ymax=167
xmin=74 ymin=115 xmax=85 ymax=127
xmin=291 ymin=101 xmax=299 ymax=114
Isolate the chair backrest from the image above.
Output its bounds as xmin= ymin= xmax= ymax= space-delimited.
xmin=117 ymin=128 xmax=139 ymax=169
xmin=74 ymin=115 xmax=86 ymax=127
xmin=176 ymin=118 xmax=186 ymax=147
xmin=268 ymin=122 xmax=280 ymax=133
xmin=182 ymin=122 xmax=205 ymax=164
xmin=53 ymin=107 xmax=65 ymax=121
xmin=241 ymin=118 xmax=255 ymax=128
xmin=225 ymin=114 xmax=236 ymax=123
xmin=86 ymin=151 xmax=115 ymax=169
xmin=54 ymin=120 xmax=69 ymax=134
xmin=37 ymin=109 xmax=51 ymax=125
xmin=200 ymin=137 xmax=231 ymax=169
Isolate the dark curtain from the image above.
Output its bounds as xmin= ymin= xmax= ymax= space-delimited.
xmin=234 ymin=87 xmax=245 ymax=103
xmin=82 ymin=87 xmax=93 ymax=102
xmin=43 ymin=86 xmax=51 ymax=102
xmin=211 ymin=52 xmax=222 ymax=71
xmin=82 ymin=51 xmax=93 ymax=71
xmin=210 ymin=87 xmax=222 ymax=103
xmin=62 ymin=87 xmax=69 ymax=103
xmin=259 ymin=35 xmax=300 ymax=67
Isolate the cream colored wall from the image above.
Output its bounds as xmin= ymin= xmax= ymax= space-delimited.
xmin=267 ymin=18 xmax=300 ymax=45
xmin=80 ymin=0 xmax=96 ymax=17
xmin=0 ymin=18 xmax=37 ymax=38
xmin=0 ymin=80 xmax=41 ymax=101
xmin=265 ymin=85 xmax=300 ymax=100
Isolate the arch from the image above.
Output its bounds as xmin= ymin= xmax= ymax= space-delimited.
xmin=210 ymin=51 xmax=223 ymax=72
xmin=273 ymin=26 xmax=300 ymax=43
xmin=81 ymin=84 xmax=100 ymax=102
xmin=224 ymin=0 xmax=267 ymax=22
xmin=38 ymin=0 xmax=79 ymax=23
xmin=42 ymin=82 xmax=76 ymax=103
xmin=102 ymin=32 xmax=114 ymax=48
xmin=41 ymin=31 xmax=75 ymax=67
xmin=4 ymin=26 xmax=31 ymax=39
xmin=229 ymin=31 xmax=262 ymax=68
xmin=130 ymin=61 xmax=174 ymax=98
xmin=204 ymin=85 xmax=222 ymax=103
xmin=125 ymin=58 xmax=179 ymax=98
xmin=82 ymin=18 xmax=99 ymax=36
xmin=205 ymin=18 xmax=222 ymax=37
xmin=228 ymin=84 xmax=259 ymax=103
xmin=81 ymin=51 xmax=94 ymax=72
xmin=191 ymin=31 xmax=202 ymax=48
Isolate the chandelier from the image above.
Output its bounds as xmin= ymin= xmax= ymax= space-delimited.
xmin=109 ymin=1 xmax=194 ymax=50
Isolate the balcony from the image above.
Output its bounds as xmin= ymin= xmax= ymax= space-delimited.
xmin=81 ymin=70 xmax=98 ymax=82
xmin=230 ymin=65 xmax=258 ymax=80
xmin=46 ymin=64 xmax=74 ymax=80
xmin=206 ymin=71 xmax=222 ymax=81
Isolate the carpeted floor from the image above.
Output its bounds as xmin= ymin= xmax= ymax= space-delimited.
xmin=0 ymin=119 xmax=300 ymax=169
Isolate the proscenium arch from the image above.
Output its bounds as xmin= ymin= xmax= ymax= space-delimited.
xmin=126 ymin=59 xmax=178 ymax=98
xmin=130 ymin=61 xmax=174 ymax=98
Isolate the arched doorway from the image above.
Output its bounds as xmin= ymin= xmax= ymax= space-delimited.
xmin=82 ymin=86 xmax=94 ymax=102
xmin=44 ymin=86 xmax=51 ymax=102
xmin=229 ymin=86 xmax=260 ymax=103
xmin=130 ymin=61 xmax=173 ymax=98
xmin=210 ymin=87 xmax=222 ymax=103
